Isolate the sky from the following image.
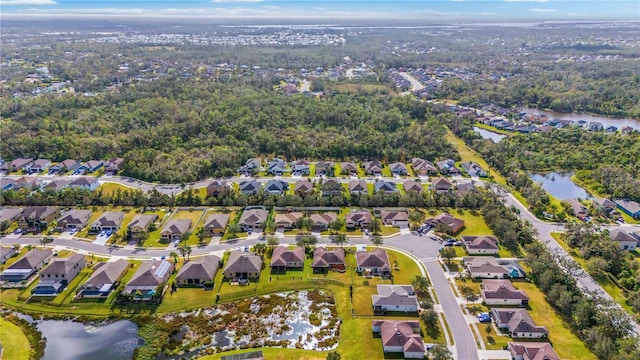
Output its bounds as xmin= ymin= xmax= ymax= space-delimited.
xmin=1 ymin=0 xmax=639 ymax=20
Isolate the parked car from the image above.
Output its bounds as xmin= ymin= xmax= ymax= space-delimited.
xmin=477 ymin=312 xmax=491 ymax=323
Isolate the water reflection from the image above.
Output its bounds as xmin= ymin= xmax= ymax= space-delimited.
xmin=529 ymin=172 xmax=592 ymax=200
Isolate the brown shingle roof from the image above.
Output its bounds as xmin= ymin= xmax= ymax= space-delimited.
xmin=176 ymin=255 xmax=220 ymax=282
xmin=270 ymin=246 xmax=305 ymax=267
xmin=312 ymin=247 xmax=345 ymax=267
xmin=461 ymin=235 xmax=499 ymax=251
xmin=203 ymin=214 xmax=230 ymax=230
xmin=357 ymin=249 xmax=390 ymax=270
xmin=224 ymin=252 xmax=262 ymax=274
xmin=482 ymin=279 xmax=529 ymax=300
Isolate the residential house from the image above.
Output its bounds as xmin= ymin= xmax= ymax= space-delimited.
xmin=403 ymin=180 xmax=423 ymax=193
xmin=160 ymin=219 xmax=192 ymax=241
xmin=411 ymin=158 xmax=438 ymax=176
xmin=588 ymin=122 xmax=604 ymax=131
xmin=605 ymin=126 xmax=618 ymax=133
xmin=372 ymin=285 xmax=418 ymax=314
xmin=270 ymin=246 xmax=305 ymax=271
xmin=562 ymin=199 xmax=588 ymax=217
xmin=123 ymin=259 xmax=174 ymax=298
xmin=0 ymin=247 xmax=18 ymax=264
xmin=17 ymin=206 xmax=61 ymax=231
xmin=76 ymin=259 xmax=129 ymax=297
xmin=310 ymin=212 xmax=337 ymax=231
xmin=68 ymin=177 xmax=100 ymax=191
xmin=614 ymin=199 xmax=640 ymax=219
xmin=104 ymin=157 xmax=124 ymax=175
xmin=364 ymin=160 xmax=383 ymax=176
xmin=312 ymin=247 xmax=345 ymax=273
xmin=464 ymin=257 xmax=526 ymax=279
xmin=0 ymin=178 xmax=14 ymax=191
xmin=264 ymin=179 xmax=288 ymax=195
xmin=380 ymin=209 xmax=409 ymax=227
xmin=57 ymin=209 xmax=92 ymax=230
xmin=431 ymin=177 xmax=452 ymax=193
xmin=456 ymin=182 xmax=477 ymax=195
xmin=206 ymin=180 xmax=228 ymax=198
xmin=0 ymin=208 xmax=23 ymax=230
xmin=371 ymin=321 xmax=425 ymax=359
xmin=424 ymin=213 xmax=465 ymax=234
xmin=51 ymin=159 xmax=81 ymax=174
xmin=389 ymin=162 xmax=408 ymax=176
xmin=223 ymin=251 xmax=263 ymax=280
xmin=27 ymin=159 xmax=51 ymax=173
xmin=356 ymin=249 xmax=391 ymax=276
xmin=461 ymin=235 xmax=500 ymax=255
xmin=127 ymin=214 xmax=158 ymax=240
xmin=340 ymin=161 xmax=357 ymax=175
xmin=346 ymin=211 xmax=372 ymax=229
xmin=239 ymin=158 xmax=261 ymax=174
xmin=592 ymin=197 xmax=616 ymax=215
xmin=0 ymin=248 xmax=53 ymax=282
xmin=294 ymin=180 xmax=313 ymax=194
xmin=321 ymin=179 xmax=343 ymax=197
xmin=374 ymin=180 xmax=397 ymax=193
xmin=609 ymin=229 xmax=638 ymax=251
xmin=461 ymin=161 xmax=488 ymax=177
xmin=315 ymin=161 xmax=334 ymax=176
xmin=267 ymin=158 xmax=285 ymax=176
xmin=13 ymin=177 xmax=39 ymax=190
xmin=238 ymin=208 xmax=269 ymax=231
xmin=1 ymin=158 xmax=33 ymax=172
xmin=32 ymin=254 xmax=86 ymax=295
xmin=621 ymin=126 xmax=634 ymax=135
xmin=89 ymin=212 xmax=125 ymax=233
xmin=77 ymin=160 xmax=104 ymax=174
xmin=44 ymin=180 xmax=71 ymax=192
xmin=491 ymin=308 xmax=548 ymax=338
xmin=435 ymin=159 xmax=460 ymax=175
xmin=482 ymin=279 xmax=529 ymax=306
xmin=239 ymin=180 xmax=261 ymax=195
xmin=274 ymin=212 xmax=304 ymax=229
xmin=291 ymin=160 xmax=310 ymax=176
xmin=203 ymin=214 xmax=230 ymax=235
xmin=349 ymin=180 xmax=368 ymax=195
xmin=175 ymin=255 xmax=220 ymax=287
xmin=508 ymin=342 xmax=560 ymax=360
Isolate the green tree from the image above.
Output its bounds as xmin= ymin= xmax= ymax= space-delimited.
xmin=266 ymin=236 xmax=279 ymax=246
xmin=408 ymin=210 xmax=424 ymax=229
xmin=329 ymin=218 xmax=344 ymax=234
xmin=370 ymin=234 xmax=383 ymax=247
xmin=227 ymin=223 xmax=241 ymax=238
xmin=326 ymin=351 xmax=341 ymax=360
xmin=440 ymin=247 xmax=456 ymax=264
xmin=369 ymin=218 xmax=382 ymax=235
xmin=297 ymin=234 xmax=318 ymax=247
xmin=169 ymin=251 xmax=179 ymax=264
xmin=334 ymin=232 xmax=348 ymax=247
xmin=428 ymin=344 xmax=453 ymax=360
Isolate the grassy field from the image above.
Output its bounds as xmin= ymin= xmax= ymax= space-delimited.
xmin=171 ymin=209 xmax=208 ymax=246
xmin=333 ymin=83 xmax=389 ymax=93
xmin=0 ymin=317 xmax=30 ymax=360
xmin=515 ymin=281 xmax=595 ymax=360
xmin=445 ymin=130 xmax=506 ymax=186
xmin=98 ymin=182 xmax=136 ymax=196
xmin=474 ymin=123 xmax=513 ymax=136
xmin=424 ymin=208 xmax=493 ymax=237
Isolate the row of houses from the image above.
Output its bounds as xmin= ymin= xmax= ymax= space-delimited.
xmin=1 ymin=176 xmax=100 ymax=192
xmin=0 ymin=158 xmax=123 ymax=175
xmin=236 ymin=157 xmax=482 ymax=178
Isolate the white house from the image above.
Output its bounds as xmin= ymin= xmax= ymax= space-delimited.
xmin=482 ymin=279 xmax=529 ymax=306
xmin=461 ymin=235 xmax=500 ymax=255
xmin=372 ymin=285 xmax=418 ymax=313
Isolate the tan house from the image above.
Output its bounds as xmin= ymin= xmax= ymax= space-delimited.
xmin=127 ymin=214 xmax=158 ymax=240
xmin=274 ymin=212 xmax=304 ymax=229
xmin=425 ymin=213 xmax=465 ymax=234
xmin=508 ymin=342 xmax=560 ymax=360
xmin=349 ymin=179 xmax=368 ymax=195
xmin=17 ymin=206 xmax=61 ymax=231
xmin=356 ymin=249 xmax=390 ymax=276
xmin=411 ymin=158 xmax=438 ymax=176
xmin=238 ymin=208 xmax=269 ymax=231
xmin=310 ymin=213 xmax=338 ymax=231
xmin=346 ymin=211 xmax=372 ymax=229
xmin=294 ymin=180 xmax=313 ymax=194
xmin=203 ymin=214 xmax=230 ymax=235
xmin=175 ymin=255 xmax=220 ymax=287
xmin=380 ymin=209 xmax=409 ymax=227
xmin=270 ymin=246 xmax=305 ymax=271
xmin=563 ymin=198 xmax=588 ymax=217
xmin=482 ymin=279 xmax=529 ymax=306
xmin=206 ymin=180 xmax=228 ymax=198
xmin=160 ymin=219 xmax=192 ymax=241
xmin=32 ymin=254 xmax=86 ymax=295
xmin=0 ymin=248 xmax=53 ymax=283
xmin=223 ymin=251 xmax=263 ymax=280
xmin=89 ymin=211 xmax=125 ymax=233
xmin=57 ymin=209 xmax=92 ymax=230
xmin=491 ymin=308 xmax=548 ymax=338
xmin=431 ymin=177 xmax=452 ymax=193
xmin=403 ymin=180 xmax=424 ymax=193
xmin=371 ymin=320 xmax=425 ymax=358
xmin=340 ymin=161 xmax=357 ymax=175
xmin=461 ymin=235 xmax=500 ymax=255
xmin=76 ymin=259 xmax=129 ymax=297
xmin=312 ymin=247 xmax=345 ymax=273
xmin=124 ymin=259 xmax=174 ymax=298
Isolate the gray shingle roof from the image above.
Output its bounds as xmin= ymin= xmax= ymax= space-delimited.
xmin=176 ymin=255 xmax=220 ymax=282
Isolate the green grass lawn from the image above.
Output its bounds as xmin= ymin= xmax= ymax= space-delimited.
xmin=0 ymin=247 xmax=28 ymax=271
xmin=200 ymin=348 xmax=327 ymax=360
xmin=474 ymin=123 xmax=513 ymax=136
xmin=381 ymin=166 xmax=392 ymax=177
xmin=438 ymin=209 xmax=493 ymax=236
xmin=0 ymin=317 xmax=30 ymax=360
xmin=308 ymin=163 xmax=316 ymax=177
xmin=515 ymin=281 xmax=595 ymax=360
xmin=445 ymin=130 xmax=506 ymax=186
xmin=172 ymin=209 xmax=208 ymax=246
xmin=98 ymin=182 xmax=136 ymax=196
xmin=379 ymin=226 xmax=400 ymax=236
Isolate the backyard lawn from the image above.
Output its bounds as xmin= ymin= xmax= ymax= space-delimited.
xmin=98 ymin=182 xmax=136 ymax=196
xmin=0 ymin=317 xmax=30 ymax=360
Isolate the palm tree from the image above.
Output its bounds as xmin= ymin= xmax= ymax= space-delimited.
xmin=253 ymin=243 xmax=267 ymax=256
xmin=369 ymin=218 xmax=382 ymax=236
xmin=179 ymin=244 xmax=192 ymax=261
xmin=409 ymin=210 xmax=424 ymax=230
xmin=169 ymin=251 xmax=179 ymax=264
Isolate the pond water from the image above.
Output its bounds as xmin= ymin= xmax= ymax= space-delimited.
xmin=529 ymin=172 xmax=592 ymax=200
xmin=37 ymin=319 xmax=140 ymax=360
xmin=474 ymin=127 xmax=506 ymax=142
xmin=522 ymin=108 xmax=640 ymax=130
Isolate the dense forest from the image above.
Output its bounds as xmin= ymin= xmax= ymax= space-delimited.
xmin=0 ymin=79 xmax=456 ymax=183
xmin=444 ymin=114 xmax=640 ymax=202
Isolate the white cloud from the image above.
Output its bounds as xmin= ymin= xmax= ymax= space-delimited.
xmin=529 ymin=8 xmax=557 ymax=12
xmin=505 ymin=0 xmax=548 ymax=2
xmin=211 ymin=0 xmax=264 ymax=3
xmin=0 ymin=0 xmax=57 ymax=5
xmin=478 ymin=12 xmax=502 ymax=16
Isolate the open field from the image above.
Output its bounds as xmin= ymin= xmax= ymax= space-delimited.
xmin=98 ymin=182 xmax=136 ymax=196
xmin=0 ymin=317 xmax=30 ymax=360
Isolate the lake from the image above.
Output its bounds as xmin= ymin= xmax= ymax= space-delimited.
xmin=37 ymin=319 xmax=140 ymax=360
xmin=522 ymin=108 xmax=640 ymax=130
xmin=529 ymin=172 xmax=592 ymax=200
xmin=474 ymin=127 xmax=506 ymax=142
